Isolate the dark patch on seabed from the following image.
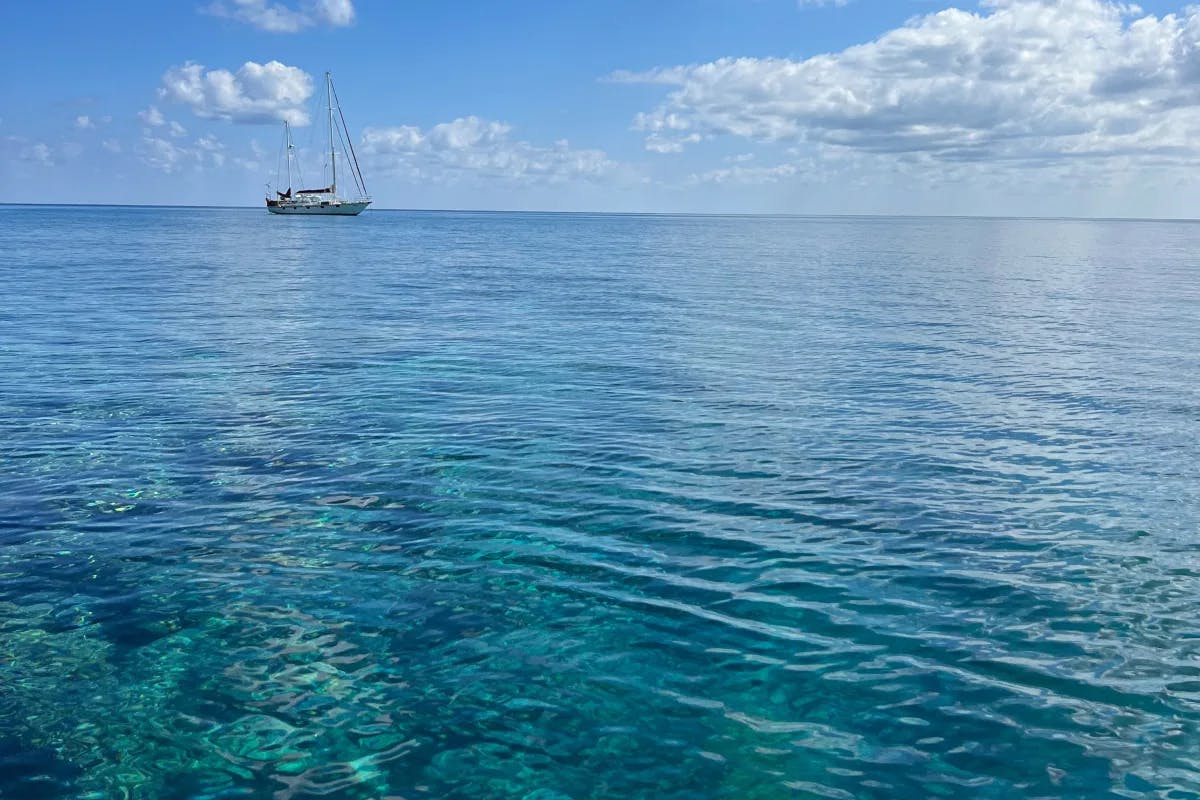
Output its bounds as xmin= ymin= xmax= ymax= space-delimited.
xmin=0 ymin=738 xmax=81 ymax=800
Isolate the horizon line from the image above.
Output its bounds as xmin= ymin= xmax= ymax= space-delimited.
xmin=1 ymin=202 xmax=1198 ymax=224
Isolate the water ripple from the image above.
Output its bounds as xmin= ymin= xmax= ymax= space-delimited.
xmin=2 ymin=208 xmax=1200 ymax=798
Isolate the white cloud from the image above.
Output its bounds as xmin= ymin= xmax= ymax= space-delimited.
xmin=361 ymin=116 xmax=618 ymax=183
xmin=20 ymin=141 xmax=55 ymax=166
xmin=196 ymin=134 xmax=226 ymax=167
xmin=3 ymin=137 xmax=81 ymax=167
xmin=138 ymin=106 xmax=187 ymax=138
xmin=139 ymin=136 xmax=188 ymax=172
xmin=138 ymin=133 xmax=226 ymax=173
xmin=645 ymin=133 xmax=702 ymax=153
xmin=314 ymin=0 xmax=353 ymax=25
xmin=159 ymin=61 xmax=313 ymax=125
xmin=74 ymin=115 xmax=94 ymax=130
xmin=615 ymin=0 xmax=1200 ymax=168
xmin=689 ymin=162 xmax=800 ymax=185
xmin=138 ymin=106 xmax=165 ymax=126
xmin=204 ymin=0 xmax=354 ymax=32
xmin=102 ymin=139 xmax=122 ymax=154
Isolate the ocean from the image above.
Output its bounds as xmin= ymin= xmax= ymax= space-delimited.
xmin=2 ymin=206 xmax=1199 ymax=799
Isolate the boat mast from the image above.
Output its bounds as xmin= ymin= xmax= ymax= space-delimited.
xmin=285 ymin=120 xmax=293 ymax=191
xmin=329 ymin=76 xmax=367 ymax=199
xmin=327 ymin=71 xmax=336 ymax=196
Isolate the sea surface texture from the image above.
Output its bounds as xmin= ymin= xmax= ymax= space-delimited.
xmin=2 ymin=207 xmax=1200 ymax=800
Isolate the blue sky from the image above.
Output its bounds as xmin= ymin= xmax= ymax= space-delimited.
xmin=3 ymin=0 xmax=1200 ymax=215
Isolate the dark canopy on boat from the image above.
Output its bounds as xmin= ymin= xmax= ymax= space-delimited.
xmin=298 ymin=187 xmax=332 ymax=195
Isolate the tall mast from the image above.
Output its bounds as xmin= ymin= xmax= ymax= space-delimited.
xmin=327 ymin=71 xmax=336 ymax=195
xmin=285 ymin=120 xmax=293 ymax=190
xmin=330 ymin=77 xmax=367 ymax=198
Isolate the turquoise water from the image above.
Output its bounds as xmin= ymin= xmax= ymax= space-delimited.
xmin=2 ymin=206 xmax=1200 ymax=799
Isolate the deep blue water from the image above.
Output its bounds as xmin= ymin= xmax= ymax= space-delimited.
xmin=2 ymin=206 xmax=1200 ymax=799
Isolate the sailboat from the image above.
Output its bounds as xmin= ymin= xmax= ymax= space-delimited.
xmin=266 ymin=71 xmax=370 ymax=215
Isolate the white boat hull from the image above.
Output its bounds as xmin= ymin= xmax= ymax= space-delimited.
xmin=267 ymin=200 xmax=370 ymax=216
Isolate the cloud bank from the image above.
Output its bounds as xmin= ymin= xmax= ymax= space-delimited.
xmin=361 ymin=116 xmax=617 ymax=183
xmin=615 ymin=0 xmax=1200 ymax=167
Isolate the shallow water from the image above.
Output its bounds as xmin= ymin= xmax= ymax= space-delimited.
xmin=2 ymin=207 xmax=1200 ymax=799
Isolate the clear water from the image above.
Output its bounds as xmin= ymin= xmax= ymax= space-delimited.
xmin=2 ymin=206 xmax=1200 ymax=799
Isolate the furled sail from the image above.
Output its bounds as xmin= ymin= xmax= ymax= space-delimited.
xmin=298 ymin=187 xmax=332 ymax=195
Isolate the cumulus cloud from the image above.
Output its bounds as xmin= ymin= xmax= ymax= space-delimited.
xmin=159 ymin=61 xmax=313 ymax=125
xmin=689 ymin=162 xmax=800 ymax=185
xmin=138 ymin=106 xmax=166 ymax=126
xmin=361 ymin=116 xmax=617 ymax=183
xmin=3 ymin=137 xmax=90 ymax=167
xmin=196 ymin=134 xmax=225 ymax=167
xmin=204 ymin=0 xmax=354 ymax=32
xmin=138 ymin=133 xmax=226 ymax=173
xmin=645 ymin=130 xmax=701 ymax=153
xmin=74 ymin=115 xmax=94 ymax=130
xmin=615 ymin=0 xmax=1200 ymax=167
xmin=19 ymin=141 xmax=55 ymax=166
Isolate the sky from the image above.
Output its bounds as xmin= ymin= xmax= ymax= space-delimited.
xmin=3 ymin=0 xmax=1200 ymax=216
